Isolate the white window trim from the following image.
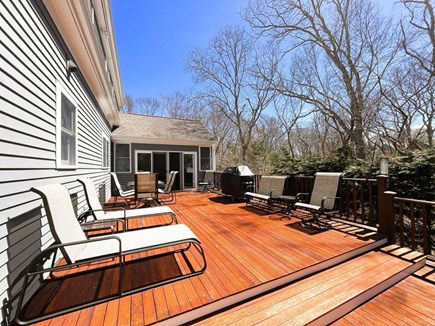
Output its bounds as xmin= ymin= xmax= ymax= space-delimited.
xmin=135 ymin=150 xmax=153 ymax=173
xmin=199 ymin=146 xmax=213 ymax=171
xmin=56 ymin=81 xmax=78 ymax=169
xmin=182 ymin=152 xmax=197 ymax=190
xmin=114 ymin=143 xmax=131 ymax=173
xmin=102 ymin=133 xmax=110 ymax=169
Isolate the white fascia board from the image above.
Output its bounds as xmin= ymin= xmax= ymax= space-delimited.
xmin=111 ymin=136 xmax=216 ymax=147
xmin=43 ymin=0 xmax=122 ymax=127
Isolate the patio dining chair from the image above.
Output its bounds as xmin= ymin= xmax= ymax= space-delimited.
xmin=294 ymin=172 xmax=343 ymax=229
xmin=78 ymin=178 xmax=177 ymax=231
xmin=158 ymin=171 xmax=178 ymax=204
xmin=15 ymin=184 xmax=206 ymax=325
xmin=245 ymin=176 xmax=287 ymax=213
xmin=110 ymin=172 xmax=134 ymax=205
xmin=198 ymin=170 xmax=215 ymax=192
xmin=135 ymin=172 xmax=159 ymax=207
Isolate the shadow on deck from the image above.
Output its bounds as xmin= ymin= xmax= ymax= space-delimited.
xmin=21 ymin=191 xmax=432 ymax=325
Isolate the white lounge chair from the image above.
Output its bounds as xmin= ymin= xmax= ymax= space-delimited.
xmin=158 ymin=171 xmax=178 ymax=203
xmin=294 ymin=172 xmax=343 ymax=229
xmin=78 ymin=178 xmax=177 ymax=230
xmin=15 ymin=184 xmax=206 ymax=325
xmin=110 ymin=172 xmax=134 ymax=205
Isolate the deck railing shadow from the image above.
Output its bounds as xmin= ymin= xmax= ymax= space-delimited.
xmin=214 ymin=172 xmax=433 ymax=255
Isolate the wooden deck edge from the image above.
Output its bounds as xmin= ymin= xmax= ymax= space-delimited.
xmin=154 ymin=237 xmax=388 ymax=326
xmin=308 ymin=255 xmax=428 ymax=326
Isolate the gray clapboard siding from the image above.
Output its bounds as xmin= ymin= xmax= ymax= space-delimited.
xmin=0 ymin=0 xmax=116 ymax=319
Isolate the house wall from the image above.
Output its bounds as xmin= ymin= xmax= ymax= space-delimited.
xmin=112 ymin=143 xmax=201 ymax=189
xmin=0 ymin=0 xmax=113 ymax=321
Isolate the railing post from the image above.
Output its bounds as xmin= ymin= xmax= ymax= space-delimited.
xmin=377 ymin=175 xmax=388 ymax=216
xmin=380 ymin=191 xmax=397 ymax=244
xmin=288 ymin=173 xmax=297 ymax=196
xmin=377 ymin=175 xmax=389 ymax=239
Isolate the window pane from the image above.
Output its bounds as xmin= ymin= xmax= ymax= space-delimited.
xmin=61 ymin=132 xmax=76 ymax=165
xmin=61 ymin=94 xmax=75 ymax=132
xmin=102 ymin=138 xmax=109 ymax=167
xmin=116 ymin=144 xmax=129 ymax=157
xmin=137 ymin=153 xmax=151 ymax=172
xmin=116 ymin=158 xmax=130 ymax=172
xmin=60 ymin=93 xmax=76 ymax=166
xmin=115 ymin=144 xmax=130 ymax=172
xmin=200 ymin=147 xmax=211 ymax=170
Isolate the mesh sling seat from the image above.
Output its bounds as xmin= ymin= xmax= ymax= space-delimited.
xmin=158 ymin=171 xmax=178 ymax=204
xmin=294 ymin=172 xmax=343 ymax=229
xmin=78 ymin=178 xmax=177 ymax=230
xmin=15 ymin=184 xmax=206 ymax=325
xmin=135 ymin=172 xmax=159 ymax=207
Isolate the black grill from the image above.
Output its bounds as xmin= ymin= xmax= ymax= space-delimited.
xmin=220 ymin=166 xmax=254 ymax=199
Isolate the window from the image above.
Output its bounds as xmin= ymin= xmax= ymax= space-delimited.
xmin=200 ymin=147 xmax=212 ymax=170
xmin=102 ymin=135 xmax=109 ymax=168
xmin=115 ymin=144 xmax=130 ymax=172
xmin=56 ymin=83 xmax=77 ymax=168
xmin=136 ymin=152 xmax=152 ymax=172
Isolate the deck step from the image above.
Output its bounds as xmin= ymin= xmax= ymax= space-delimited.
xmin=156 ymin=236 xmax=388 ymax=326
xmin=188 ymin=247 xmax=426 ymax=325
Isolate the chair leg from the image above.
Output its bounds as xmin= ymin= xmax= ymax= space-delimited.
xmin=300 ymin=212 xmax=332 ymax=229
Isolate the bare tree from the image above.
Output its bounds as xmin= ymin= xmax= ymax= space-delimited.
xmin=401 ymin=0 xmax=435 ymax=79
xmin=244 ymin=0 xmax=399 ymax=159
xmin=273 ymin=94 xmax=311 ymax=158
xmin=121 ymin=94 xmax=134 ymax=113
xmin=135 ymin=96 xmax=161 ymax=116
xmin=400 ymin=0 xmax=435 ymax=148
xmin=186 ymin=25 xmax=276 ymax=163
xmin=160 ymin=91 xmax=205 ymax=120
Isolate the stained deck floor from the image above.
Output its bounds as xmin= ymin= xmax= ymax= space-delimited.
xmin=27 ymin=191 xmax=396 ymax=325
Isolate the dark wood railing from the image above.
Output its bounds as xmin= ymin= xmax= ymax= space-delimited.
xmin=212 ymin=171 xmax=432 ymax=255
xmin=382 ymin=192 xmax=434 ymax=255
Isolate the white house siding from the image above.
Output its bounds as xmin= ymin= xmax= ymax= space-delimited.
xmin=0 ymin=0 xmax=113 ymax=321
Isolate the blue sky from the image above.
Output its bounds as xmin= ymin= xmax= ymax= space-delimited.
xmin=112 ymin=0 xmax=247 ymax=99
xmin=112 ymin=0 xmax=399 ymax=100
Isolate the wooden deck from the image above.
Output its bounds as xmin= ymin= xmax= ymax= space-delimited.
xmin=23 ymin=191 xmax=426 ymax=326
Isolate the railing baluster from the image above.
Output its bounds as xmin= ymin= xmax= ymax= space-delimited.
xmin=422 ymin=203 xmax=429 ymax=255
xmin=368 ymin=180 xmax=374 ymax=225
xmin=410 ymin=202 xmax=416 ymax=251
xmin=399 ymin=201 xmax=404 ymax=248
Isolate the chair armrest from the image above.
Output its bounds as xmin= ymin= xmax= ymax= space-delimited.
xmin=245 ymin=184 xmax=255 ymax=192
xmin=81 ymin=218 xmax=125 ymax=231
xmin=296 ymin=192 xmax=309 ymax=201
xmin=320 ymin=196 xmax=341 ymax=210
xmin=269 ymin=189 xmax=284 ymax=198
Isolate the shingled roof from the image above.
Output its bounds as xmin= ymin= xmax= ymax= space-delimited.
xmin=111 ymin=113 xmax=215 ymax=145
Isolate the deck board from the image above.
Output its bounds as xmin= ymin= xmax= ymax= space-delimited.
xmin=29 ymin=191 xmax=387 ymax=325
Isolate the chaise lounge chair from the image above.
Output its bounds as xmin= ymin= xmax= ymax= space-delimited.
xmin=78 ymin=178 xmax=177 ymax=231
xmin=110 ymin=172 xmax=135 ymax=205
xmin=294 ymin=172 xmax=343 ymax=229
xmin=158 ymin=171 xmax=178 ymax=204
xmin=15 ymin=184 xmax=206 ymax=325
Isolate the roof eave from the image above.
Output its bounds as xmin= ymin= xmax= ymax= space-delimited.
xmin=111 ymin=136 xmax=216 ymax=147
xmin=44 ymin=0 xmax=122 ymax=128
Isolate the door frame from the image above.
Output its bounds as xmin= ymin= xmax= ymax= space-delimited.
xmin=134 ymin=150 xmax=197 ymax=190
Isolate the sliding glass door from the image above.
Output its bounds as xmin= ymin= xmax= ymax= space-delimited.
xmin=135 ymin=151 xmax=196 ymax=190
xmin=182 ymin=153 xmax=196 ymax=190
